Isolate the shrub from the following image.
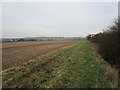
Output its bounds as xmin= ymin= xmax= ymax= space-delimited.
xmin=87 ymin=18 xmax=120 ymax=65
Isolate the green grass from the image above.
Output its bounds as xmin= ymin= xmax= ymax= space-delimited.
xmin=2 ymin=41 xmax=112 ymax=88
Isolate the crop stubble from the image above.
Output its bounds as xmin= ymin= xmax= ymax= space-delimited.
xmin=2 ymin=40 xmax=80 ymax=70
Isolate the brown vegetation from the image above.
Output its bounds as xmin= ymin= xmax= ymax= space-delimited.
xmin=91 ymin=43 xmax=118 ymax=88
xmin=87 ymin=17 xmax=120 ymax=88
xmin=86 ymin=18 xmax=119 ymax=66
xmin=2 ymin=40 xmax=80 ymax=70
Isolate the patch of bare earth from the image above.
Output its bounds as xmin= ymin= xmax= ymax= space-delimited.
xmin=2 ymin=40 xmax=80 ymax=70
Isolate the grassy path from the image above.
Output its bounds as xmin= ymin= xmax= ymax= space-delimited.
xmin=2 ymin=41 xmax=112 ymax=88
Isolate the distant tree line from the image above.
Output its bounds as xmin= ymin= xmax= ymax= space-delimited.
xmin=87 ymin=17 xmax=120 ymax=66
xmin=2 ymin=37 xmax=85 ymax=43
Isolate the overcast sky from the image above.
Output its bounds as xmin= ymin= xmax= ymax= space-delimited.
xmin=2 ymin=2 xmax=118 ymax=38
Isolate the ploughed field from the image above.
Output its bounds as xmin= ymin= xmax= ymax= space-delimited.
xmin=2 ymin=40 xmax=80 ymax=70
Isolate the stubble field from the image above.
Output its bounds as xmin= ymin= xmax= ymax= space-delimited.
xmin=2 ymin=40 xmax=80 ymax=70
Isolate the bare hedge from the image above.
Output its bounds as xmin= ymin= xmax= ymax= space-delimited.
xmin=87 ymin=18 xmax=120 ymax=66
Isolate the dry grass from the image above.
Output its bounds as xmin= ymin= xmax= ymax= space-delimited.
xmin=2 ymin=40 xmax=80 ymax=70
xmin=91 ymin=42 xmax=118 ymax=88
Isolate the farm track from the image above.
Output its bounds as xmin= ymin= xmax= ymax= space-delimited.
xmin=2 ymin=40 xmax=80 ymax=70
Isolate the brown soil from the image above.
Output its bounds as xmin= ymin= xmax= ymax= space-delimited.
xmin=2 ymin=40 xmax=80 ymax=70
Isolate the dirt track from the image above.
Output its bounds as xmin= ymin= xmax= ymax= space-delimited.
xmin=2 ymin=40 xmax=80 ymax=70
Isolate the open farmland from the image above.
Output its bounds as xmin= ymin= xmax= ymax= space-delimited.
xmin=2 ymin=41 xmax=117 ymax=88
xmin=2 ymin=40 xmax=80 ymax=70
